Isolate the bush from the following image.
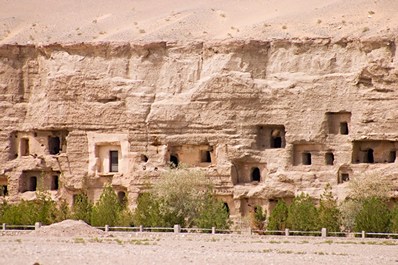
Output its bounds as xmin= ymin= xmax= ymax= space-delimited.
xmin=194 ymin=192 xmax=230 ymax=230
xmin=287 ymin=193 xmax=319 ymax=231
xmin=267 ymin=200 xmax=288 ymax=231
xmin=91 ymin=185 xmax=123 ymax=227
xmin=55 ymin=199 xmax=71 ymax=222
xmin=71 ymin=193 xmax=93 ymax=224
xmin=318 ymin=184 xmax=341 ymax=232
xmin=339 ymin=200 xmax=361 ymax=232
xmin=354 ymin=196 xmax=390 ymax=233
xmin=0 ymin=192 xmax=57 ymax=225
xmin=390 ymin=205 xmax=398 ymax=233
xmin=251 ymin=205 xmax=266 ymax=231
xmin=133 ymin=193 xmax=165 ymax=227
xmin=133 ymin=167 xmax=230 ymax=229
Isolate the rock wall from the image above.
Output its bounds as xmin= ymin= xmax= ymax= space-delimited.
xmin=1 ymin=38 xmax=398 ymax=220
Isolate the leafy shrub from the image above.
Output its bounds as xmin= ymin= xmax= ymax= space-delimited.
xmin=287 ymin=193 xmax=319 ymax=231
xmin=133 ymin=167 xmax=230 ymax=229
xmin=318 ymin=184 xmax=341 ymax=232
xmin=71 ymin=193 xmax=93 ymax=224
xmin=267 ymin=200 xmax=288 ymax=231
xmin=339 ymin=200 xmax=361 ymax=232
xmin=251 ymin=205 xmax=266 ymax=231
xmin=390 ymin=205 xmax=398 ymax=233
xmin=91 ymin=185 xmax=122 ymax=227
xmin=354 ymin=196 xmax=390 ymax=233
xmin=194 ymin=192 xmax=230 ymax=230
xmin=0 ymin=192 xmax=57 ymax=225
xmin=133 ymin=193 xmax=165 ymax=227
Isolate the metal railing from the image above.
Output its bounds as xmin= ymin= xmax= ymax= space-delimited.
xmin=2 ymin=223 xmax=398 ymax=239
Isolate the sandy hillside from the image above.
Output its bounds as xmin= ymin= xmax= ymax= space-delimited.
xmin=0 ymin=0 xmax=397 ymax=44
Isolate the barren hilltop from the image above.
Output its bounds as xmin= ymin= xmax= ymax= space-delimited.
xmin=1 ymin=0 xmax=398 ymax=44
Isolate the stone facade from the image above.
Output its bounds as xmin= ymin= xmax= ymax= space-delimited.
xmin=1 ymin=39 xmax=398 ymax=221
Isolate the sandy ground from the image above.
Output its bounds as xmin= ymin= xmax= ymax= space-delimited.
xmin=1 ymin=232 xmax=398 ymax=265
xmin=1 ymin=0 xmax=398 ymax=44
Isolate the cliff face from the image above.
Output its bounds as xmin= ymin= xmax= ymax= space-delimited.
xmin=1 ymin=38 xmax=398 ymax=219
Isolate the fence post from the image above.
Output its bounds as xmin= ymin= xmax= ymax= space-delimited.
xmin=321 ymin=228 xmax=327 ymax=238
xmin=361 ymin=231 xmax=366 ymax=239
xmin=139 ymin=225 xmax=143 ymax=233
xmin=34 ymin=222 xmax=42 ymax=230
xmin=211 ymin=227 xmax=216 ymax=235
xmin=285 ymin=228 xmax=289 ymax=236
xmin=2 ymin=223 xmax=6 ymax=231
xmin=174 ymin=224 xmax=181 ymax=233
xmin=105 ymin=225 xmax=109 ymax=232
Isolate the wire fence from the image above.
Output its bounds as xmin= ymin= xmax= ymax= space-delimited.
xmin=2 ymin=223 xmax=398 ymax=239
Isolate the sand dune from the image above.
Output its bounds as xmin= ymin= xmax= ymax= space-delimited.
xmin=0 ymin=0 xmax=397 ymax=44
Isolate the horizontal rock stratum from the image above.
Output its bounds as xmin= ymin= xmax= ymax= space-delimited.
xmin=1 ymin=38 xmax=398 ymax=220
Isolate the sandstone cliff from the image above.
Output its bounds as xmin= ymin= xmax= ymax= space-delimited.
xmin=1 ymin=38 xmax=398 ymax=220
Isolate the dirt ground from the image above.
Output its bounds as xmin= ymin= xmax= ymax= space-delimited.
xmin=1 ymin=232 xmax=398 ymax=265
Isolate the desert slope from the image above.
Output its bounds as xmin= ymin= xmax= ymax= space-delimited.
xmin=0 ymin=0 xmax=397 ymax=44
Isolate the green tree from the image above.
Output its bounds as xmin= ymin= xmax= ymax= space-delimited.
xmin=0 ymin=192 xmax=57 ymax=225
xmin=341 ymin=173 xmax=393 ymax=233
xmin=390 ymin=205 xmax=398 ymax=233
xmin=267 ymin=199 xmax=288 ymax=231
xmin=194 ymin=192 xmax=230 ymax=229
xmin=318 ymin=184 xmax=341 ymax=232
xmin=35 ymin=191 xmax=58 ymax=225
xmin=133 ymin=193 xmax=165 ymax=227
xmin=251 ymin=205 xmax=266 ymax=231
xmin=287 ymin=193 xmax=319 ymax=231
xmin=354 ymin=196 xmax=390 ymax=233
xmin=91 ymin=185 xmax=122 ymax=226
xmin=55 ymin=199 xmax=71 ymax=222
xmin=71 ymin=193 xmax=93 ymax=224
xmin=133 ymin=167 xmax=230 ymax=229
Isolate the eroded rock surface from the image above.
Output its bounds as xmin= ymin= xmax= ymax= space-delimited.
xmin=1 ymin=38 xmax=398 ymax=221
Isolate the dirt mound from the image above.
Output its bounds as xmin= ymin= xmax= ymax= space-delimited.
xmin=30 ymin=220 xmax=105 ymax=237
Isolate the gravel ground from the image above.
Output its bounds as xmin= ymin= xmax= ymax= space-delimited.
xmin=1 ymin=232 xmax=398 ymax=265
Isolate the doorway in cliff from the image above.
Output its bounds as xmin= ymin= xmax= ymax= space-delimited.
xmin=366 ymin=149 xmax=374 ymax=163
xmin=48 ymin=136 xmax=61 ymax=155
xmin=20 ymin=138 xmax=29 ymax=156
xmin=51 ymin=175 xmax=59 ymax=190
xmin=302 ymin=152 xmax=312 ymax=165
xmin=170 ymin=154 xmax=179 ymax=168
xmin=325 ymin=152 xmax=334 ymax=165
xmin=117 ymin=191 xmax=126 ymax=206
xmin=251 ymin=167 xmax=261 ymax=182
xmin=28 ymin=176 xmax=37 ymax=191
xmin=270 ymin=129 xmax=283 ymax=148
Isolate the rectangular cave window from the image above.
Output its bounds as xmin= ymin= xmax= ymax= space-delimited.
xmin=325 ymin=152 xmax=334 ymax=165
xmin=388 ymin=150 xmax=396 ymax=163
xmin=302 ymin=152 xmax=312 ymax=165
xmin=109 ymin=150 xmax=119 ymax=172
xmin=48 ymin=136 xmax=61 ymax=155
xmin=0 ymin=185 xmax=8 ymax=196
xmin=200 ymin=150 xmax=212 ymax=163
xmin=51 ymin=175 xmax=59 ymax=190
xmin=340 ymin=122 xmax=349 ymax=135
xmin=20 ymin=138 xmax=29 ymax=156
xmin=338 ymin=173 xmax=350 ymax=184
